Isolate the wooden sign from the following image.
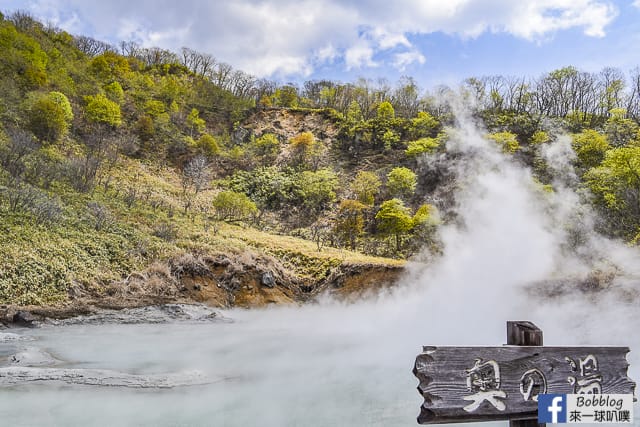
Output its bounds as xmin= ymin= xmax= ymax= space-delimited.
xmin=413 ymin=322 xmax=636 ymax=425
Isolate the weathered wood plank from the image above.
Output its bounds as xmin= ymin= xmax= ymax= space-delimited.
xmin=507 ymin=321 xmax=544 ymax=427
xmin=414 ymin=346 xmax=635 ymax=424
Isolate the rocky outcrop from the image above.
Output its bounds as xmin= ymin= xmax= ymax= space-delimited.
xmin=0 ymin=250 xmax=405 ymax=324
xmin=0 ymin=367 xmax=214 ymax=388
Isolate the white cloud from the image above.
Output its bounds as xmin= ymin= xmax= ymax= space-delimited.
xmin=633 ymin=0 xmax=640 ymax=8
xmin=4 ymin=0 xmax=619 ymax=77
xmin=393 ymin=50 xmax=426 ymax=71
xmin=345 ymin=41 xmax=377 ymax=70
xmin=369 ymin=27 xmax=411 ymax=50
xmin=315 ymin=44 xmax=339 ymax=64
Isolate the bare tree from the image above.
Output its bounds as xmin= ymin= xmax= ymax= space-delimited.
xmin=182 ymin=155 xmax=211 ymax=195
xmin=74 ymin=35 xmax=116 ymax=57
xmin=0 ymin=128 xmax=37 ymax=180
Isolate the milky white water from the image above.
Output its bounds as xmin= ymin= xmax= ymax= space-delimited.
xmin=1 ymin=113 xmax=638 ymax=426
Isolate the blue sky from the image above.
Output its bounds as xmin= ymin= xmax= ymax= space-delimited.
xmin=2 ymin=0 xmax=640 ymax=88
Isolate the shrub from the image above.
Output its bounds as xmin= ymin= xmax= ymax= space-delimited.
xmin=85 ymin=93 xmax=122 ymax=127
xmin=350 ymin=171 xmax=381 ymax=205
xmin=28 ymin=91 xmax=73 ymax=143
xmin=387 ymin=167 xmax=417 ymax=199
xmin=405 ymin=137 xmax=440 ymax=157
xmin=212 ymin=190 xmax=258 ymax=223
xmin=487 ymin=131 xmax=519 ymax=153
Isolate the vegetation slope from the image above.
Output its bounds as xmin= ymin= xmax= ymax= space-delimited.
xmin=0 ymin=10 xmax=639 ymax=314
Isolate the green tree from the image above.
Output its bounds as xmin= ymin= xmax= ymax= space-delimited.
xmin=297 ymin=168 xmax=339 ymax=213
xmin=48 ymin=92 xmax=73 ymax=122
xmin=375 ymin=198 xmax=413 ymax=252
xmin=605 ymin=108 xmax=639 ymax=147
xmin=381 ymin=129 xmax=400 ymax=150
xmin=28 ymin=91 xmax=73 ymax=143
xmin=104 ymin=81 xmax=124 ymax=104
xmin=274 ymin=85 xmax=299 ymax=108
xmin=585 ymin=147 xmax=640 ymax=211
xmin=197 ymin=134 xmax=220 ymax=157
xmin=585 ymin=147 xmax=640 ymax=238
xmin=408 ymin=111 xmax=439 ymax=139
xmin=135 ymin=115 xmax=154 ymax=142
xmin=333 ymin=199 xmax=368 ymax=250
xmin=85 ymin=93 xmax=122 ymax=127
xmin=345 ymin=100 xmax=364 ymax=124
xmin=350 ymin=171 xmax=381 ymax=205
xmin=144 ymin=100 xmax=166 ymax=118
xmin=252 ymin=133 xmax=280 ymax=162
xmin=376 ymin=101 xmax=395 ymax=120
xmin=387 ymin=167 xmax=417 ymax=199
xmin=290 ymin=131 xmax=324 ymax=169
xmin=572 ymin=129 xmax=610 ymax=170
xmin=405 ymin=136 xmax=440 ymax=157
xmin=487 ymin=131 xmax=519 ymax=153
xmin=186 ymin=108 xmax=206 ymax=137
xmin=212 ymin=190 xmax=258 ymax=223
xmin=228 ymin=167 xmax=298 ymax=210
xmin=0 ymin=24 xmax=48 ymax=89
xmin=90 ymin=51 xmax=130 ymax=81
xmin=530 ymin=130 xmax=550 ymax=145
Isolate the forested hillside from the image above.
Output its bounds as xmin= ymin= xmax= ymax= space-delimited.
xmin=0 ymin=10 xmax=639 ymax=309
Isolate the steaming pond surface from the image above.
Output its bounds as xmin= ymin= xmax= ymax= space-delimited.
xmin=0 ymin=314 xmax=422 ymax=427
xmin=1 ymin=305 xmax=638 ymax=427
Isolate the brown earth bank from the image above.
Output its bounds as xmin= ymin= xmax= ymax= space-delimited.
xmin=0 ymin=251 xmax=405 ymax=326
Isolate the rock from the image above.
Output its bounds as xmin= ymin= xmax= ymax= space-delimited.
xmin=0 ymin=332 xmax=30 ymax=342
xmin=261 ymin=272 xmax=275 ymax=288
xmin=9 ymin=347 xmax=59 ymax=366
xmin=12 ymin=311 xmax=36 ymax=327
xmin=47 ymin=304 xmax=230 ymax=326
xmin=0 ymin=367 xmax=215 ymax=388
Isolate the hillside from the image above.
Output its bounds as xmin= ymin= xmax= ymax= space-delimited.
xmin=0 ymin=11 xmax=639 ymax=316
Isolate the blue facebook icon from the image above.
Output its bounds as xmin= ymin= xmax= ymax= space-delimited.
xmin=538 ymin=394 xmax=567 ymax=423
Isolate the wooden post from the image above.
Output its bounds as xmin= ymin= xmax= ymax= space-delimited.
xmin=507 ymin=321 xmax=545 ymax=427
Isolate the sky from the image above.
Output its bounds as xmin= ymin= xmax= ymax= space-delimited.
xmin=2 ymin=0 xmax=640 ymax=88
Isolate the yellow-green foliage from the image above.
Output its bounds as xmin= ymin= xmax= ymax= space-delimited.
xmin=572 ymin=129 xmax=610 ymax=169
xmin=90 ymin=52 xmax=130 ymax=81
xmin=0 ymin=215 xmax=161 ymax=305
xmin=187 ymin=108 xmax=205 ymax=136
xmin=530 ymin=130 xmax=550 ymax=145
xmin=0 ymin=22 xmax=48 ymax=89
xmin=252 ymin=133 xmax=280 ymax=160
xmin=376 ymin=101 xmax=395 ymax=120
xmin=144 ymin=100 xmax=166 ymax=118
xmin=412 ymin=203 xmax=436 ymax=227
xmin=585 ymin=146 xmax=640 ymax=210
xmin=408 ymin=111 xmax=439 ymax=139
xmin=350 ymin=171 xmax=381 ymax=205
xmin=487 ymin=131 xmax=519 ymax=153
xmin=28 ymin=91 xmax=73 ymax=142
xmin=85 ymin=93 xmax=122 ymax=126
xmin=104 ymin=81 xmax=124 ymax=104
xmin=223 ymin=224 xmax=403 ymax=279
xmin=289 ymin=131 xmax=315 ymax=150
xmin=197 ymin=134 xmax=220 ymax=156
xmin=386 ymin=167 xmax=417 ymax=199
xmin=405 ymin=136 xmax=440 ymax=157
xmin=333 ymin=199 xmax=368 ymax=249
xmin=212 ymin=191 xmax=258 ymax=222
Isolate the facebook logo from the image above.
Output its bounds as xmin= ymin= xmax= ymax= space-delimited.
xmin=539 ymin=394 xmax=567 ymax=423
